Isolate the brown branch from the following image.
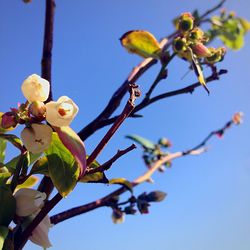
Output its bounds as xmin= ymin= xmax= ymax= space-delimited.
xmin=50 ymin=148 xmax=205 ymax=225
xmin=86 ymin=84 xmax=140 ymax=166
xmin=42 ymin=0 xmax=55 ymax=102
xmin=198 ymin=0 xmax=226 ymax=24
xmin=50 ymin=113 xmax=237 ymax=225
xmin=88 ymin=69 xmax=228 ymax=129
xmin=87 ymin=144 xmax=136 ymax=174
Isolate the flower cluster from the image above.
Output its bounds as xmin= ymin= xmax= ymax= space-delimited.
xmin=173 ymin=12 xmax=226 ymax=64
xmin=0 ymin=74 xmax=79 ymax=153
xmin=14 ymin=188 xmax=52 ymax=248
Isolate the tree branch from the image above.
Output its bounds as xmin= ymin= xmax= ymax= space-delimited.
xmin=87 ymin=144 xmax=137 ymax=174
xmin=86 ymin=84 xmax=140 ymax=166
xmin=50 ymin=113 xmax=237 ymax=225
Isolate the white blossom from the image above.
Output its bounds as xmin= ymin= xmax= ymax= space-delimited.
xmin=29 ymin=212 xmax=52 ymax=248
xmin=21 ymin=74 xmax=50 ymax=103
xmin=45 ymin=96 xmax=79 ymax=127
xmin=14 ymin=188 xmax=46 ymax=217
xmin=21 ymin=123 xmax=52 ymax=153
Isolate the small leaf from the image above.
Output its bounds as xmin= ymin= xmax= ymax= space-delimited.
xmin=189 ymin=47 xmax=209 ymax=94
xmin=120 ymin=30 xmax=161 ymax=59
xmin=0 ymin=185 xmax=16 ymax=227
xmin=0 ymin=226 xmax=8 ymax=250
xmin=45 ymin=132 xmax=80 ymax=197
xmin=30 ymin=156 xmax=49 ymax=176
xmin=53 ymin=126 xmax=86 ymax=176
xmin=0 ymin=173 xmax=11 ymax=186
xmin=80 ymin=172 xmax=108 ymax=184
xmin=126 ymin=134 xmax=155 ymax=150
xmin=15 ymin=175 xmax=39 ymax=191
xmin=0 ymin=134 xmax=23 ymax=151
xmin=0 ymin=138 xmax=7 ymax=163
xmin=109 ymin=178 xmax=133 ymax=193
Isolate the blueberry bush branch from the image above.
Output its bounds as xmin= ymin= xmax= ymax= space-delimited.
xmin=50 ymin=113 xmax=241 ymax=225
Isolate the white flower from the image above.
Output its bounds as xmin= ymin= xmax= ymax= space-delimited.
xmin=14 ymin=188 xmax=46 ymax=217
xmin=21 ymin=74 xmax=50 ymax=103
xmin=45 ymin=96 xmax=79 ymax=127
xmin=21 ymin=123 xmax=52 ymax=153
xmin=29 ymin=212 xmax=52 ymax=248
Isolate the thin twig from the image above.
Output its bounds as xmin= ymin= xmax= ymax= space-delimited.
xmin=87 ymin=144 xmax=136 ymax=174
xmin=86 ymin=84 xmax=140 ymax=166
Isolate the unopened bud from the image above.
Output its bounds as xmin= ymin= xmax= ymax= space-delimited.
xmin=1 ymin=112 xmax=17 ymax=129
xmin=232 ymin=112 xmax=243 ymax=125
xmin=205 ymin=47 xmax=226 ymax=64
xmin=145 ymin=191 xmax=167 ymax=202
xmin=192 ymin=43 xmax=212 ymax=58
xmin=158 ymin=138 xmax=172 ymax=148
xmin=178 ymin=12 xmax=194 ymax=32
xmin=111 ymin=208 xmax=125 ymax=224
xmin=29 ymin=101 xmax=46 ymax=119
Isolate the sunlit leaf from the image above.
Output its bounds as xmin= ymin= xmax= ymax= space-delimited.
xmin=120 ymin=30 xmax=161 ymax=59
xmin=126 ymin=134 xmax=155 ymax=150
xmin=109 ymin=178 xmax=133 ymax=193
xmin=0 ymin=138 xmax=7 ymax=163
xmin=0 ymin=172 xmax=11 ymax=186
xmin=45 ymin=132 xmax=80 ymax=197
xmin=80 ymin=172 xmax=108 ymax=183
xmin=0 ymin=226 xmax=8 ymax=250
xmin=189 ymin=47 xmax=209 ymax=94
xmin=53 ymin=126 xmax=86 ymax=176
xmin=15 ymin=175 xmax=39 ymax=191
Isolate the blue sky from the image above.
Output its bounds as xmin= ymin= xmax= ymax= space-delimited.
xmin=0 ymin=0 xmax=250 ymax=250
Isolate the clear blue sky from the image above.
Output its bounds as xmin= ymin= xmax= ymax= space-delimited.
xmin=1 ymin=0 xmax=250 ymax=250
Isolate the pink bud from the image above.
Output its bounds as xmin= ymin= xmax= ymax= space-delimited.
xmin=1 ymin=112 xmax=17 ymax=129
xmin=192 ymin=43 xmax=212 ymax=58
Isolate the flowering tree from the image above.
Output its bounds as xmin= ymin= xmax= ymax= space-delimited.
xmin=0 ymin=0 xmax=249 ymax=249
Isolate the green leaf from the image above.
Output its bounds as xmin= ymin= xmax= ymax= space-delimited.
xmin=238 ymin=18 xmax=250 ymax=34
xmin=120 ymin=30 xmax=161 ymax=59
xmin=0 ymin=138 xmax=7 ymax=163
xmin=15 ymin=175 xmax=39 ymax=190
xmin=80 ymin=172 xmax=109 ymax=184
xmin=126 ymin=134 xmax=155 ymax=150
xmin=0 ymin=226 xmax=8 ymax=250
xmin=5 ymin=152 xmax=40 ymax=173
xmin=53 ymin=126 xmax=86 ymax=176
xmin=189 ymin=47 xmax=209 ymax=94
xmin=30 ymin=156 xmax=49 ymax=176
xmin=109 ymin=178 xmax=133 ymax=194
xmin=0 ymin=134 xmax=23 ymax=151
xmin=0 ymin=185 xmax=16 ymax=227
xmin=45 ymin=132 xmax=80 ymax=197
xmin=0 ymin=173 xmax=11 ymax=186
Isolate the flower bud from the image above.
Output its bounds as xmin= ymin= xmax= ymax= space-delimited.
xmin=232 ymin=112 xmax=243 ymax=125
xmin=145 ymin=191 xmax=167 ymax=202
xmin=111 ymin=208 xmax=125 ymax=224
xmin=177 ymin=12 xmax=194 ymax=32
xmin=29 ymin=213 xmax=52 ymax=248
xmin=173 ymin=37 xmax=187 ymax=53
xmin=192 ymin=43 xmax=212 ymax=58
xmin=29 ymin=101 xmax=46 ymax=119
xmin=21 ymin=74 xmax=50 ymax=103
xmin=0 ymin=112 xmax=17 ymax=129
xmin=14 ymin=188 xmax=46 ymax=217
xmin=158 ymin=137 xmax=172 ymax=148
xmin=21 ymin=123 xmax=52 ymax=154
xmin=45 ymin=96 xmax=79 ymax=127
xmin=189 ymin=27 xmax=204 ymax=42
xmin=205 ymin=47 xmax=226 ymax=64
